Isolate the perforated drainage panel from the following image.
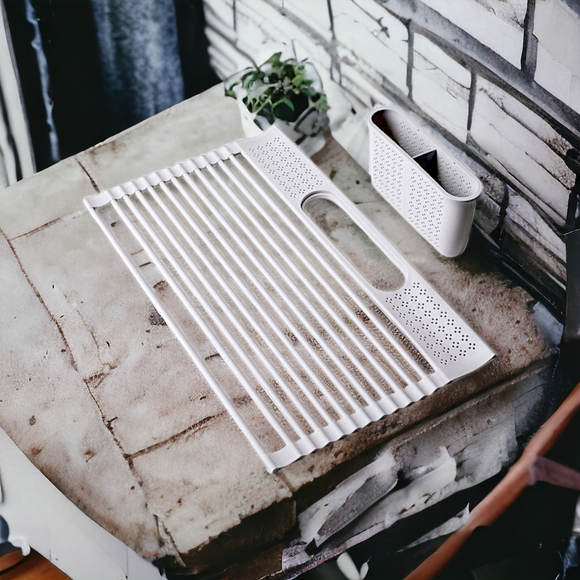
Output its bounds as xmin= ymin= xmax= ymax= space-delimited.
xmin=85 ymin=126 xmax=494 ymax=472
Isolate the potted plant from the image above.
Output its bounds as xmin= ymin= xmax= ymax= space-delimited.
xmin=225 ymin=52 xmax=329 ymax=156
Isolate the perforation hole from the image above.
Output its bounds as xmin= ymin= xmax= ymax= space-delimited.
xmin=407 ymin=168 xmax=444 ymax=245
xmin=248 ymin=136 xmax=325 ymax=199
xmin=384 ymin=281 xmax=477 ymax=366
xmin=370 ymin=132 xmax=405 ymax=212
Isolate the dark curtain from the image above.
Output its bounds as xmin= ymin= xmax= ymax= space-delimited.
xmin=3 ymin=0 xmax=219 ymax=171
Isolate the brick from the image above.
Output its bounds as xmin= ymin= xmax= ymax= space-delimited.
xmin=281 ymin=0 xmax=332 ymax=42
xmin=413 ymin=35 xmax=470 ymax=141
xmin=205 ymin=30 xmax=253 ymax=79
xmin=236 ymin=0 xmax=332 ymax=70
xmin=534 ymin=0 xmax=580 ymax=78
xmin=474 ymin=192 xmax=501 ymax=235
xmin=234 ymin=2 xmax=288 ymax=63
xmin=535 ymin=45 xmax=573 ymax=109
xmin=471 ymin=167 xmax=506 ymax=206
xmin=502 ymin=217 xmax=567 ymax=295
xmin=332 ymin=0 xmax=409 ymax=93
xmin=534 ymin=0 xmax=580 ymax=112
xmin=506 ymin=191 xmax=566 ymax=263
xmin=414 ymin=34 xmax=471 ymax=88
xmin=470 ymin=78 xmax=574 ymax=223
xmin=571 ymin=76 xmax=580 ymax=114
xmin=420 ymin=0 xmax=526 ymax=69
xmin=203 ymin=0 xmax=235 ymax=35
xmin=340 ymin=62 xmax=393 ymax=108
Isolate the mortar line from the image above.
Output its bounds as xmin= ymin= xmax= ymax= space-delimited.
xmin=1 ymin=227 xmax=77 ymax=371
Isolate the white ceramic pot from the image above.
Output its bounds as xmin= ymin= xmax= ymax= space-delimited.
xmin=236 ymin=96 xmax=327 ymax=157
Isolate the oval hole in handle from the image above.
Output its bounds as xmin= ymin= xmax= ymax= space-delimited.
xmin=303 ymin=196 xmax=405 ymax=292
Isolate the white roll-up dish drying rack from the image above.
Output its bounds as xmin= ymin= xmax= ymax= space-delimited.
xmin=84 ymin=125 xmax=494 ymax=472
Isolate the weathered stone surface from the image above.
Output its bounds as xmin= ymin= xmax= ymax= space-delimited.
xmin=0 ymin=232 xmax=165 ymax=558
xmin=0 ymin=84 xmax=550 ymax=575
xmin=75 ymin=84 xmax=242 ymax=193
xmin=130 ymin=413 xmax=292 ymax=555
xmin=0 ymin=157 xmax=96 ymax=241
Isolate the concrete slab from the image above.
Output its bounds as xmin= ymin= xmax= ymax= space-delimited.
xmin=0 ymin=85 xmax=550 ymax=574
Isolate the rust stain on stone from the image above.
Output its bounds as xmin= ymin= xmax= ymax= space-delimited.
xmin=10 ymin=216 xmax=63 ymax=241
xmin=149 ymin=308 xmax=167 ymax=326
xmin=127 ymin=415 xmax=218 ymax=460
xmin=154 ymin=280 xmax=168 ymax=292
xmin=74 ymin=157 xmax=100 ymax=192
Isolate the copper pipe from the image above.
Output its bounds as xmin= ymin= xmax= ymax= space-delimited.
xmin=404 ymin=381 xmax=580 ymax=580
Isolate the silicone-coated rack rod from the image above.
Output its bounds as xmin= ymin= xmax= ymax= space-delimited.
xmin=206 ymin=166 xmax=397 ymax=404
xmin=167 ymin=177 xmax=359 ymax=425
xmin=121 ymin=194 xmax=312 ymax=446
xmin=183 ymin=169 xmax=384 ymax=420
xmin=82 ymin=199 xmax=277 ymax=473
xmin=140 ymin=185 xmax=328 ymax=434
xmin=211 ymin=162 xmax=409 ymax=399
xmin=219 ymin=159 xmax=420 ymax=394
xmin=176 ymin=174 xmax=369 ymax=419
xmin=231 ymin=154 xmax=433 ymax=388
xmin=154 ymin=180 xmax=343 ymax=427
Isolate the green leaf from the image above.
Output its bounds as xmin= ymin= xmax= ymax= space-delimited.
xmin=291 ymin=74 xmax=306 ymax=87
xmin=272 ymin=97 xmax=295 ymax=111
xmin=264 ymin=52 xmax=283 ymax=67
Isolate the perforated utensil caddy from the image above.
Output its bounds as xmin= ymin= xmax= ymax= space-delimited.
xmin=368 ymin=106 xmax=482 ymax=258
xmin=85 ymin=125 xmax=494 ymax=472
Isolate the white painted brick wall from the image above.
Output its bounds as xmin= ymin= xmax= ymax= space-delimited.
xmin=203 ymin=0 xmax=579 ymax=309
xmin=204 ymin=0 xmax=235 ymax=36
xmin=412 ymin=35 xmax=470 ymax=141
xmin=340 ymin=62 xmax=392 ymax=108
xmin=474 ymin=193 xmax=501 ymax=235
xmin=420 ymin=0 xmax=526 ymax=68
xmin=281 ymin=0 xmax=333 ymax=42
xmin=332 ymin=0 xmax=408 ymax=94
xmin=534 ymin=0 xmax=580 ymax=113
xmin=507 ymin=193 xmax=566 ymax=265
xmin=470 ymin=78 xmax=574 ymax=225
xmin=236 ymin=0 xmax=332 ymax=69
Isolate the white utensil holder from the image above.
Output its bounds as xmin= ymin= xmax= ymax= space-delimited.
xmin=368 ymin=106 xmax=482 ymax=257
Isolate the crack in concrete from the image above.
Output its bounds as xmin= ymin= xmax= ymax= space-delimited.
xmin=82 ymin=380 xmax=172 ymax=557
xmin=10 ymin=216 xmax=63 ymax=241
xmin=156 ymin=516 xmax=186 ymax=566
xmin=68 ymin=298 xmax=106 ymax=367
xmin=83 ymin=375 xmax=126 ymax=455
xmin=1 ymin=227 xmax=78 ymax=372
xmin=74 ymin=157 xmax=100 ymax=193
xmin=126 ymin=416 xmax=217 ymax=460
